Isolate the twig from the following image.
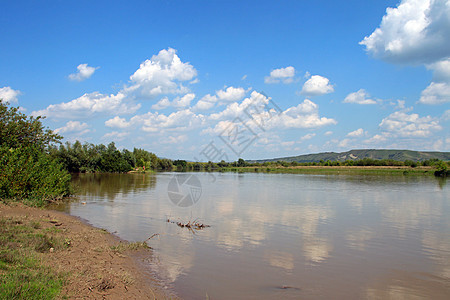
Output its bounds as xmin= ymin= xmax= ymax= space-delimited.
xmin=145 ymin=233 xmax=160 ymax=242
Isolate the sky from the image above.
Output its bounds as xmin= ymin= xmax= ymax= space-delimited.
xmin=1 ymin=0 xmax=449 ymax=161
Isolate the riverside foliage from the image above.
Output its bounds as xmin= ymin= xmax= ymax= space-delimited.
xmin=48 ymin=141 xmax=174 ymax=173
xmin=0 ymin=100 xmax=71 ymax=206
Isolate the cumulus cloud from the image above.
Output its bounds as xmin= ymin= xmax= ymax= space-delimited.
xmin=122 ymin=109 xmax=206 ymax=133
xmin=151 ymin=97 xmax=171 ymax=110
xmin=364 ymin=133 xmax=389 ymax=144
xmin=299 ymin=133 xmax=316 ymax=141
xmin=151 ymin=93 xmax=196 ymax=110
xmin=172 ymin=93 xmax=195 ymax=109
xmin=379 ymin=111 xmax=442 ymax=137
xmin=360 ymin=0 xmax=450 ymax=64
xmin=419 ymin=82 xmax=450 ymax=104
xmin=274 ymin=100 xmax=337 ymax=128
xmin=102 ymin=131 xmax=129 ymax=141
xmin=204 ymin=92 xmax=336 ymax=136
xmin=68 ymin=64 xmax=99 ymax=81
xmin=0 ymin=86 xmax=21 ymax=104
xmin=55 ymin=121 xmax=90 ymax=135
xmin=301 ymin=75 xmax=334 ymax=96
xmin=264 ymin=66 xmax=295 ymax=84
xmin=32 ymin=92 xmax=140 ymax=119
xmin=427 ymin=58 xmax=450 ymax=82
xmin=125 ymin=48 xmax=197 ymax=98
xmin=343 ymin=89 xmax=377 ymax=105
xmin=105 ymin=116 xmax=130 ymax=129
xmin=347 ymin=128 xmax=366 ymax=137
xmin=216 ymin=86 xmax=246 ymax=102
xmin=193 ymin=94 xmax=217 ymax=110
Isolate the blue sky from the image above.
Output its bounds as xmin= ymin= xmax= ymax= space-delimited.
xmin=1 ymin=0 xmax=449 ymax=160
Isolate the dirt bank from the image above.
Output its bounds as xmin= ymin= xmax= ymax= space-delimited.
xmin=0 ymin=202 xmax=175 ymax=299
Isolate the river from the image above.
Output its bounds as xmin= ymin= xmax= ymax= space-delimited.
xmin=54 ymin=172 xmax=450 ymax=299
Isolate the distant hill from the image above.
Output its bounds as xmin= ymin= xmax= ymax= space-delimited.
xmin=251 ymin=149 xmax=450 ymax=163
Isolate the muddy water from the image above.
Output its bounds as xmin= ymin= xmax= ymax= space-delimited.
xmin=55 ymin=173 xmax=450 ymax=299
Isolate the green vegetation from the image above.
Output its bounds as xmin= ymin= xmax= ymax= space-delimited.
xmin=0 ymin=100 xmax=72 ymax=206
xmin=0 ymin=216 xmax=66 ymax=299
xmin=49 ymin=141 xmax=174 ymax=173
xmin=110 ymin=241 xmax=150 ymax=253
xmin=165 ymin=157 xmax=448 ymax=176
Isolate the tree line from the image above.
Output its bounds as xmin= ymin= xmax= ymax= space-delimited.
xmin=48 ymin=141 xmax=173 ymax=173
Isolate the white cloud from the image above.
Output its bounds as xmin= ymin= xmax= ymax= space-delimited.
xmin=209 ymin=91 xmax=268 ymax=121
xmin=347 ymin=128 xmax=366 ymax=137
xmin=54 ymin=121 xmax=90 ymax=135
xmin=32 ymin=92 xmax=140 ymax=119
xmin=299 ymin=133 xmax=316 ymax=141
xmin=360 ymin=0 xmax=450 ymax=64
xmin=216 ymin=86 xmax=246 ymax=102
xmin=379 ymin=111 xmax=442 ymax=137
xmin=273 ymin=101 xmax=337 ymax=129
xmin=324 ymin=131 xmax=333 ymax=136
xmin=0 ymin=86 xmax=21 ymax=104
xmin=102 ymin=131 xmax=129 ymax=141
xmin=419 ymin=82 xmax=450 ymax=104
xmin=364 ymin=134 xmax=389 ymax=144
xmin=393 ymin=100 xmax=406 ymax=109
xmin=343 ymin=89 xmax=377 ymax=105
xmin=338 ymin=138 xmax=351 ymax=148
xmin=68 ymin=64 xmax=99 ymax=81
xmin=173 ymin=93 xmax=195 ymax=109
xmin=160 ymin=135 xmax=188 ymax=144
xmin=204 ymin=92 xmax=336 ymax=135
xmin=125 ymin=48 xmax=197 ymax=98
xmin=130 ymin=109 xmax=206 ymax=133
xmin=151 ymin=93 xmax=196 ymax=110
xmin=193 ymin=94 xmax=218 ymax=110
xmin=427 ymin=58 xmax=450 ymax=82
xmin=151 ymin=97 xmax=171 ymax=110
xmin=264 ymin=66 xmax=295 ymax=84
xmin=241 ymin=74 xmax=248 ymax=80
xmin=105 ymin=116 xmax=130 ymax=129
xmin=301 ymin=75 xmax=334 ymax=96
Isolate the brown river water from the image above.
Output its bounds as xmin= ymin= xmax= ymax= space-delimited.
xmin=53 ymin=172 xmax=450 ymax=299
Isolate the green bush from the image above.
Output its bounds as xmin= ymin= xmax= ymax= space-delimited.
xmin=0 ymin=145 xmax=72 ymax=206
xmin=0 ymin=100 xmax=72 ymax=206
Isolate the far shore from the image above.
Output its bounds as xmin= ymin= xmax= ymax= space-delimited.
xmin=217 ymin=165 xmax=437 ymax=176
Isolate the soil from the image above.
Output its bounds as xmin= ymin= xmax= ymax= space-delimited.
xmin=0 ymin=202 xmax=177 ymax=299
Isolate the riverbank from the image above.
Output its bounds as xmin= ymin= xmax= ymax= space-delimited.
xmin=220 ymin=165 xmax=437 ymax=176
xmin=0 ymin=202 xmax=173 ymax=299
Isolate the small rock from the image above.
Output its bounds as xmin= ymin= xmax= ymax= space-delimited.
xmin=49 ymin=247 xmax=54 ymax=253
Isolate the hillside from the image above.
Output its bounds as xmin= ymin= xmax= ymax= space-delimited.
xmin=251 ymin=149 xmax=450 ymax=163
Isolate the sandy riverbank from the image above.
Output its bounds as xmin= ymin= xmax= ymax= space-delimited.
xmin=0 ymin=202 xmax=175 ymax=299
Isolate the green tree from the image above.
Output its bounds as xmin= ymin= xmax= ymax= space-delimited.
xmin=0 ymin=100 xmax=71 ymax=205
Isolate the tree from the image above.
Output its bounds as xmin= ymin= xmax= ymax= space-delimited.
xmin=0 ymin=100 xmax=71 ymax=205
xmin=0 ymin=100 xmax=61 ymax=149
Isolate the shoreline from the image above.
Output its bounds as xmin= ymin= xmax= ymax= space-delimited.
xmin=0 ymin=202 xmax=176 ymax=299
xmin=219 ymin=165 xmax=437 ymax=176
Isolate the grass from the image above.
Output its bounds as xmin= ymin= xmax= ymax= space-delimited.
xmin=110 ymin=241 xmax=150 ymax=253
xmin=0 ymin=217 xmax=67 ymax=299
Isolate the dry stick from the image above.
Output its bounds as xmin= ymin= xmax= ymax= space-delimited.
xmin=145 ymin=233 xmax=160 ymax=242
